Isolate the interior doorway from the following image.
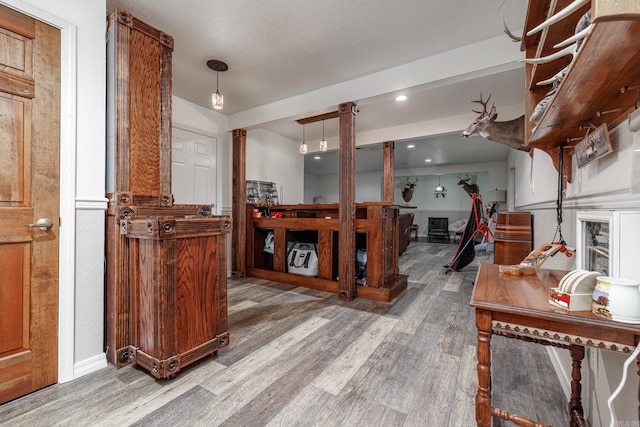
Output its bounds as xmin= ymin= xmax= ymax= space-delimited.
xmin=0 ymin=4 xmax=61 ymax=403
xmin=172 ymin=127 xmax=218 ymax=207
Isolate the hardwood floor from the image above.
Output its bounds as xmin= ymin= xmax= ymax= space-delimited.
xmin=0 ymin=241 xmax=570 ymax=426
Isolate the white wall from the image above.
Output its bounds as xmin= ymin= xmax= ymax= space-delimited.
xmin=306 ymin=160 xmax=507 ymax=203
xmin=246 ymin=128 xmax=304 ymax=204
xmin=510 ymin=123 xmax=640 ymax=425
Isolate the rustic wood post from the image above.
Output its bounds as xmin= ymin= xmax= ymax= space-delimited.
xmin=338 ymin=102 xmax=357 ymax=300
xmin=382 ymin=141 xmax=395 ymax=203
xmin=232 ymin=128 xmax=247 ymax=278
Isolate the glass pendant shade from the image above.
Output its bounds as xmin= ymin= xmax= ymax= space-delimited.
xmin=212 ymin=90 xmax=223 ymax=110
xmin=207 ymin=59 xmax=228 ymax=111
xmin=434 ymin=176 xmax=447 ymax=198
xmin=319 ymin=120 xmax=327 ymax=151
xmin=299 ymin=123 xmax=307 ymax=154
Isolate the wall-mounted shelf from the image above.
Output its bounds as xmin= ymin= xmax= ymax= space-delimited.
xmin=523 ymin=1 xmax=640 ymax=151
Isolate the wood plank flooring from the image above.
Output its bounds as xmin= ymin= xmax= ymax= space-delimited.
xmin=0 ymin=241 xmax=570 ymax=426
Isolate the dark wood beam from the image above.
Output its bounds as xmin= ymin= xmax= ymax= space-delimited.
xmin=338 ymin=102 xmax=357 ymax=301
xmin=296 ymin=110 xmax=339 ymax=125
xmin=232 ymin=128 xmax=247 ymax=279
xmin=382 ymin=141 xmax=395 ymax=203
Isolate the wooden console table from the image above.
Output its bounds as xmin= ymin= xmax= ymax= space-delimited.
xmin=470 ymin=264 xmax=640 ymax=427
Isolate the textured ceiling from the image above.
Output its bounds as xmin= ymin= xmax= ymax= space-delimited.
xmin=106 ymin=0 xmax=529 ymax=173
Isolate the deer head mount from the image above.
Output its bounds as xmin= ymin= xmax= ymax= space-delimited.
xmin=401 ymin=177 xmax=418 ymax=202
xmin=457 ymin=174 xmax=479 ymax=198
xmin=461 ymin=93 xmax=529 ymax=152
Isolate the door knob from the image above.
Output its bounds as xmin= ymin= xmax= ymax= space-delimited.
xmin=27 ymin=218 xmax=53 ymax=231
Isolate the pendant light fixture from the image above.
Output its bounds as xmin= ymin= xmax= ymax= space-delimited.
xmin=319 ymin=120 xmax=328 ymax=152
xmin=207 ymin=59 xmax=228 ymax=110
xmin=434 ymin=175 xmax=447 ymax=198
xmin=300 ymin=124 xmax=308 ymax=154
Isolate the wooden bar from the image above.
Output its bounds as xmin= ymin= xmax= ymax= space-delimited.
xmin=245 ymin=203 xmax=409 ymax=303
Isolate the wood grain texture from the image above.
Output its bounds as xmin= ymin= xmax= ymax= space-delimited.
xmin=0 ymin=242 xmax=570 ymax=426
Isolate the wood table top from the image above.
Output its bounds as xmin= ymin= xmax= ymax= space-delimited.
xmin=470 ymin=263 xmax=640 ymax=338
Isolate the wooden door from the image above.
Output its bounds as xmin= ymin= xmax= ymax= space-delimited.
xmin=0 ymin=5 xmax=60 ymax=403
xmin=171 ymin=127 xmax=218 ymax=205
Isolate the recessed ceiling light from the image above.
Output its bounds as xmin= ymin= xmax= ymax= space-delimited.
xmin=395 ymin=95 xmax=407 ymax=101
xmin=425 ymin=158 xmax=432 ymax=162
xmin=407 ymin=144 xmax=415 ymax=148
xmin=314 ymin=156 xmax=321 ymax=160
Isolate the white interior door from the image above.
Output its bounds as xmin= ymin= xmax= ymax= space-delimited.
xmin=172 ymin=127 xmax=217 ymax=206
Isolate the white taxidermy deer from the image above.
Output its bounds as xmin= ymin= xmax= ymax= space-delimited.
xmin=461 ymin=93 xmax=529 ymax=152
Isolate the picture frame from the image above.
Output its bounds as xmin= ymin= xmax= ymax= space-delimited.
xmin=575 ymin=123 xmax=613 ymax=168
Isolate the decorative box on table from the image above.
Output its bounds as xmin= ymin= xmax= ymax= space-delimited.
xmin=549 ymin=269 xmax=601 ymax=311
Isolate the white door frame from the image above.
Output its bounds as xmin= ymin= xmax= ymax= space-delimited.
xmin=1 ymin=0 xmax=78 ymax=383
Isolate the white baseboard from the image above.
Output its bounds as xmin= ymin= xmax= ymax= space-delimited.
xmin=547 ymin=347 xmax=571 ymax=400
xmin=72 ymin=353 xmax=108 ymax=380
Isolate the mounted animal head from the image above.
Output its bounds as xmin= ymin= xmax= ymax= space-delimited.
xmin=401 ymin=177 xmax=418 ymax=202
xmin=461 ymin=93 xmax=529 ymax=152
xmin=457 ymin=174 xmax=479 ymax=198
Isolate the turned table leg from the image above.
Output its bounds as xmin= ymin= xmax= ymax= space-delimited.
xmin=476 ymin=309 xmax=492 ymax=427
xmin=569 ymin=345 xmax=585 ymax=427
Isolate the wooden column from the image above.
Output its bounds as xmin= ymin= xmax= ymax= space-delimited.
xmin=338 ymin=102 xmax=357 ymax=301
xmin=382 ymin=141 xmax=394 ymax=203
xmin=232 ymin=128 xmax=247 ymax=278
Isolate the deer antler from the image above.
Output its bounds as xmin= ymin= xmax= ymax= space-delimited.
xmin=502 ymin=19 xmax=522 ymax=43
xmin=471 ymin=93 xmax=492 ymax=115
xmin=405 ymin=177 xmax=418 ymax=186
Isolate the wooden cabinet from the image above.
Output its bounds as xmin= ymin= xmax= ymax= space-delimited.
xmin=246 ymin=203 xmax=408 ymax=303
xmin=105 ymin=8 xmax=230 ymax=376
xmin=106 ymin=7 xmax=173 ymax=205
xmin=494 ymin=212 xmax=533 ymax=265
xmin=523 ymin=1 xmax=640 ymax=153
xmin=121 ymin=216 xmax=231 ymax=379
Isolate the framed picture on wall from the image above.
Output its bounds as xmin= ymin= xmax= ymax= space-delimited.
xmin=575 ymin=123 xmax=613 ymax=168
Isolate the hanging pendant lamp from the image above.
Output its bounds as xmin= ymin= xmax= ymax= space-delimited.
xmin=319 ymin=120 xmax=328 ymax=152
xmin=300 ymin=124 xmax=308 ymax=154
xmin=434 ymin=175 xmax=447 ymax=198
xmin=207 ymin=59 xmax=228 ymax=110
